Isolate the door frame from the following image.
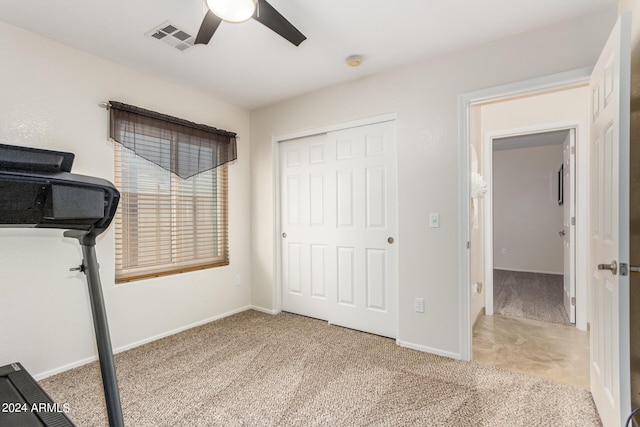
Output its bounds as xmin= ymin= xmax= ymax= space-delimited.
xmin=271 ymin=113 xmax=399 ymax=335
xmin=482 ymin=122 xmax=585 ymax=329
xmin=457 ymin=67 xmax=592 ymax=360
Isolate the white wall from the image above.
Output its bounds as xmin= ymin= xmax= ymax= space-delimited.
xmin=493 ymin=144 xmax=564 ymax=273
xmin=479 ymin=86 xmax=591 ymax=132
xmin=469 ymin=105 xmax=485 ymax=328
xmin=250 ymin=8 xmax=617 ymax=357
xmin=0 ymin=22 xmax=252 ymax=378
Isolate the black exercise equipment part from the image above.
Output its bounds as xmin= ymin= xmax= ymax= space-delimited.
xmin=0 ymin=362 xmax=75 ymax=426
xmin=0 ymin=143 xmax=124 ymax=427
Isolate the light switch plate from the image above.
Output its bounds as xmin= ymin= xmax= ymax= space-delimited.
xmin=429 ymin=213 xmax=440 ymax=228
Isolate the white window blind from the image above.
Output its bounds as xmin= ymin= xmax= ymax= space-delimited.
xmin=114 ymin=139 xmax=229 ymax=282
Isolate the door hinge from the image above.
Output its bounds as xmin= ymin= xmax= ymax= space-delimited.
xmin=571 ymin=297 xmax=576 ymax=306
xmin=571 ymin=216 xmax=576 ymax=226
xmin=620 ymin=263 xmax=628 ymax=276
xmin=467 ymin=241 xmax=470 ymax=249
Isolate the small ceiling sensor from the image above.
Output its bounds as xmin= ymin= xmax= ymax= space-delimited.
xmin=346 ymin=55 xmax=363 ymax=67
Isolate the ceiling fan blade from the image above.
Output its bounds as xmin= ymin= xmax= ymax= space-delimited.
xmin=253 ymin=0 xmax=306 ymax=46
xmin=195 ymin=10 xmax=223 ymax=45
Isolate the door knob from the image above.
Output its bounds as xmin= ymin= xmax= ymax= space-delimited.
xmin=282 ymin=232 xmax=287 ymax=238
xmin=387 ymin=237 xmax=394 ymax=244
xmin=559 ymin=230 xmax=565 ymax=237
xmin=597 ymin=260 xmax=617 ymax=275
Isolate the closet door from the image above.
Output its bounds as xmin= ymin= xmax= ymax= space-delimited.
xmin=280 ymin=133 xmax=333 ymax=321
xmin=280 ymin=121 xmax=397 ymax=338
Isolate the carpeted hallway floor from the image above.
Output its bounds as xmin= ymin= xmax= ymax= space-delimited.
xmin=493 ymin=269 xmax=570 ymax=325
xmin=39 ymin=310 xmax=599 ymax=426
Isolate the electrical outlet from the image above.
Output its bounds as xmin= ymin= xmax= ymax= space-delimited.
xmin=501 ymin=248 xmax=507 ymax=255
xmin=234 ymin=274 xmax=241 ymax=286
xmin=414 ymin=298 xmax=425 ymax=313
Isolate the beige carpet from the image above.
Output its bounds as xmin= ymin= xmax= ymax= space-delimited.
xmin=39 ymin=310 xmax=600 ymax=426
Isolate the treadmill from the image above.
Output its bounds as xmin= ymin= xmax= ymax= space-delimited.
xmin=0 ymin=143 xmax=124 ymax=426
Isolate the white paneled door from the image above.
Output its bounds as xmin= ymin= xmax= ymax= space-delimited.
xmin=280 ymin=121 xmax=397 ymax=338
xmin=589 ymin=14 xmax=631 ymax=427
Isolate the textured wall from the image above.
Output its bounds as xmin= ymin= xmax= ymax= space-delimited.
xmin=0 ymin=22 xmax=252 ymax=378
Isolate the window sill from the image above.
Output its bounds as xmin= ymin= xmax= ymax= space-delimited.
xmin=115 ymin=261 xmax=230 ymax=284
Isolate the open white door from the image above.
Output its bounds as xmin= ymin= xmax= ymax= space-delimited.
xmin=563 ymin=129 xmax=576 ymax=324
xmin=589 ymin=14 xmax=631 ymax=427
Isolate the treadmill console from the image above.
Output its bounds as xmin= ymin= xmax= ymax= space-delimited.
xmin=0 ymin=143 xmax=119 ymax=234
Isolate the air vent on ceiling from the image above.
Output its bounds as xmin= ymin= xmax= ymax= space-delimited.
xmin=146 ymin=21 xmax=195 ymax=52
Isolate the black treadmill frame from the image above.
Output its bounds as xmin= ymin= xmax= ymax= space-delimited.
xmin=0 ymin=362 xmax=75 ymax=426
xmin=0 ymin=143 xmax=124 ymax=427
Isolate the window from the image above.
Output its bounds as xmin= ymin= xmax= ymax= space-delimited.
xmin=109 ymin=102 xmax=236 ymax=282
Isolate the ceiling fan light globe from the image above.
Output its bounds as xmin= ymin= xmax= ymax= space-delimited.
xmin=206 ymin=0 xmax=257 ymax=23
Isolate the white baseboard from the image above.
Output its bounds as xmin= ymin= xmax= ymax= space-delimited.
xmin=113 ymin=305 xmax=253 ymax=355
xmin=249 ymin=305 xmax=279 ymax=315
xmin=33 ymin=355 xmax=98 ymax=381
xmin=493 ymin=267 xmax=563 ymax=275
xmin=34 ymin=305 xmax=254 ymax=380
xmin=395 ymin=340 xmax=461 ymax=360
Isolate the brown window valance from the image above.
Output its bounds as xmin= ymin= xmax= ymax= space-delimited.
xmin=108 ymin=101 xmax=237 ymax=179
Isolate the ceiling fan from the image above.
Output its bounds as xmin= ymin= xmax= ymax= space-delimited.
xmin=195 ymin=0 xmax=306 ymax=46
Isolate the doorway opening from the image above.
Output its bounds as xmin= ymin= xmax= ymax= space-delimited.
xmin=491 ymin=129 xmax=573 ymax=325
xmin=465 ymin=81 xmax=591 ymax=389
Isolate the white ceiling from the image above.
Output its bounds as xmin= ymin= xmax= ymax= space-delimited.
xmin=493 ymin=130 xmax=570 ymax=151
xmin=0 ymin=0 xmax=617 ymax=110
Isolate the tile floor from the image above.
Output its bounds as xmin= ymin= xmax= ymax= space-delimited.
xmin=472 ymin=314 xmax=590 ymax=389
